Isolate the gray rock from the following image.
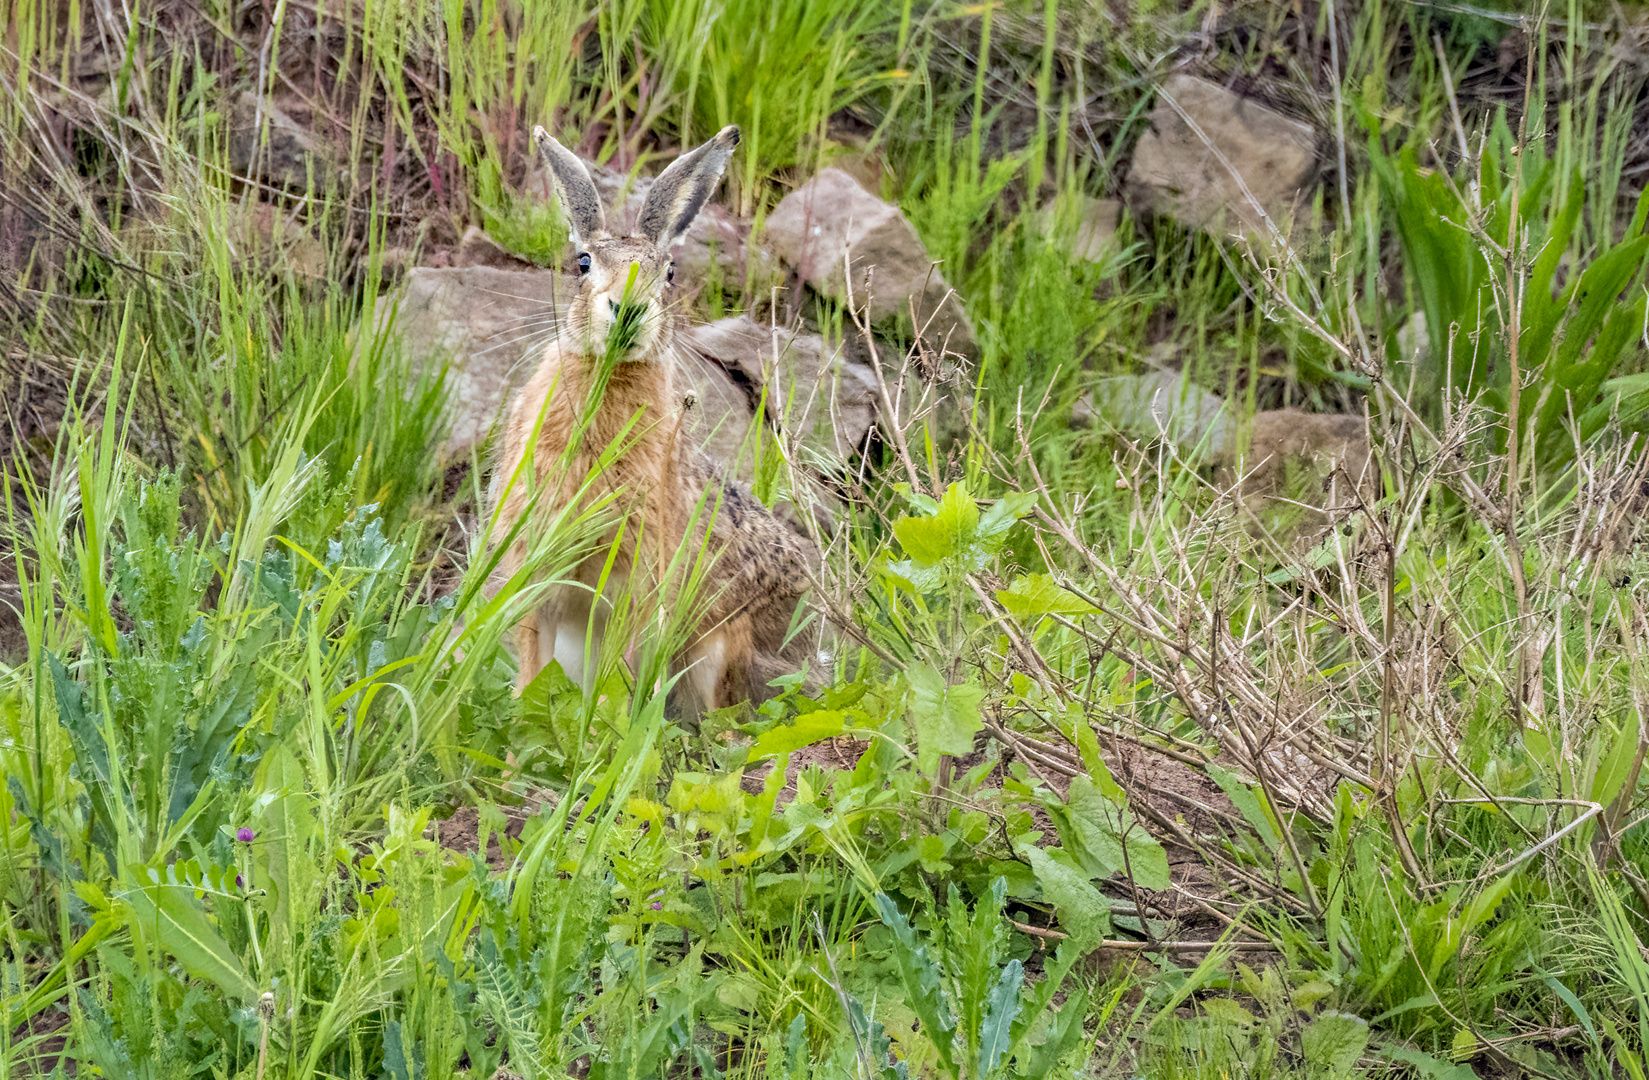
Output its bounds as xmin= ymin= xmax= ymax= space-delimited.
xmin=1082 ymin=367 xmax=1372 ymax=538
xmin=683 ymin=316 xmax=878 ymax=465
xmin=1083 ymin=369 xmax=1234 ymax=463
xmin=1220 ymin=409 xmax=1373 ymax=537
xmin=763 ymin=168 xmax=976 ymax=357
xmin=229 ymin=92 xmax=341 ymax=191
xmin=366 ymin=266 xmax=570 ymax=457
xmin=1128 ymin=74 xmax=1316 ymax=243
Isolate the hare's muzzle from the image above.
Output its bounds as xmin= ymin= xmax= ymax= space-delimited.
xmin=607 ymin=297 xmax=649 ymax=354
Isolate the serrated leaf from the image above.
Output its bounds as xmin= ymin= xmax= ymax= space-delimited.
xmin=997 ymin=573 xmax=1099 ymax=619
xmin=975 ymin=491 xmax=1038 ymax=550
xmin=1301 ymin=1012 xmax=1368 ymax=1077
xmin=907 ymin=664 xmax=984 ymax=776
xmin=1072 ymin=724 xmax=1125 ymax=802
xmin=1206 ymin=764 xmax=1282 ymax=850
xmin=893 ymin=483 xmax=979 ymax=566
xmin=890 ymin=485 xmax=1036 ymax=583
xmin=1014 ymin=990 xmax=1090 ymax=1077
xmin=1061 ymin=777 xmax=1170 ymax=890
xmin=975 ymin=960 xmax=1023 ymax=1078
xmin=874 ymin=893 xmax=959 ymax=1078
xmin=47 ymin=651 xmax=110 ymax=789
xmin=115 ymin=870 xmax=256 ymax=1001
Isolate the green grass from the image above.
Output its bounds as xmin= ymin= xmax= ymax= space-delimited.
xmin=5 ymin=0 xmax=1649 ymax=1077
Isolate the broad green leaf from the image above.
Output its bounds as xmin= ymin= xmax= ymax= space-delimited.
xmin=997 ymin=573 xmax=1098 ymax=619
xmin=974 ymin=491 xmax=1038 ymax=553
xmin=893 ymin=482 xmax=979 ymax=566
xmin=1537 ymin=968 xmax=1596 ymax=1041
xmin=748 ymin=710 xmax=848 ymax=761
xmin=116 ymin=868 xmax=256 ymax=1001
xmin=1072 ymin=724 xmax=1125 ymax=803
xmin=1385 ymin=1046 xmax=1481 ymax=1079
xmin=1014 ymin=992 xmax=1090 ymax=1078
xmin=1301 ymin=1012 xmax=1369 ymax=1077
xmin=47 ymin=651 xmax=110 ymax=790
xmin=1462 ymin=871 xmax=1517 ymax=936
xmin=907 ymin=664 xmax=984 ymax=776
xmin=1061 ymin=777 xmax=1170 ymax=890
xmin=1207 ymin=764 xmax=1282 ymax=850
xmin=1019 ymin=845 xmax=1110 ymax=952
xmin=783 ymin=1012 xmax=808 ymax=1079
xmin=890 ymin=484 xmax=1036 ymax=587
xmin=383 ymin=1020 xmax=417 ymax=1080
xmin=1595 ymin=713 xmax=1644 ymax=808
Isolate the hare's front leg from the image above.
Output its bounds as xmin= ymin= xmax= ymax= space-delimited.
xmin=546 ymin=590 xmax=604 ymax=692
xmin=517 ymin=589 xmax=604 ymax=693
xmin=674 ymin=619 xmax=755 ymax=717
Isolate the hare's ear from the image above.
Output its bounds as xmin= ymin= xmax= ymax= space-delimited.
xmin=532 ymin=126 xmax=606 ymax=247
xmin=635 ymin=126 xmax=739 ymax=248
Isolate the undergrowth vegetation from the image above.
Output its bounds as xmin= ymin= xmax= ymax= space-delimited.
xmin=5 ymin=0 xmax=1649 ymax=1077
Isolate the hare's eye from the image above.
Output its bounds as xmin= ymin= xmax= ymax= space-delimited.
xmin=576 ymin=252 xmax=591 ymax=275
xmin=666 ymin=262 xmax=675 ymax=285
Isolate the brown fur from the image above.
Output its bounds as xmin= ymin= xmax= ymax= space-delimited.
xmin=491 ymin=126 xmax=818 ymax=716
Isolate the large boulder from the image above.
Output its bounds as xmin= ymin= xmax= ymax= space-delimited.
xmin=1128 ymin=74 xmax=1316 ymax=243
xmin=365 ymin=265 xmax=570 ymax=457
xmin=682 ymin=316 xmax=878 ymax=465
xmin=763 ymin=168 xmax=976 ymax=358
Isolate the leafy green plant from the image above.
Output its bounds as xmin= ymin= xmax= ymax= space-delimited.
xmin=1374 ymin=114 xmax=1649 ymax=468
xmin=871 ymin=880 xmax=1092 ymax=1079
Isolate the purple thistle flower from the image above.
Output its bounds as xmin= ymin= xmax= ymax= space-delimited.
xmin=236 ymin=828 xmax=255 ymax=843
xmin=236 ymin=874 xmax=244 ymax=888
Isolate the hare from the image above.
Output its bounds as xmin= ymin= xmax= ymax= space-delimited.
xmin=491 ymin=124 xmax=819 ymax=716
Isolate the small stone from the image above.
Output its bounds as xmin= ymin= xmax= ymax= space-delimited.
xmin=1039 ymin=196 xmax=1123 ymax=263
xmin=229 ymin=92 xmax=341 ymax=191
xmin=1128 ymin=74 xmax=1316 ymax=243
